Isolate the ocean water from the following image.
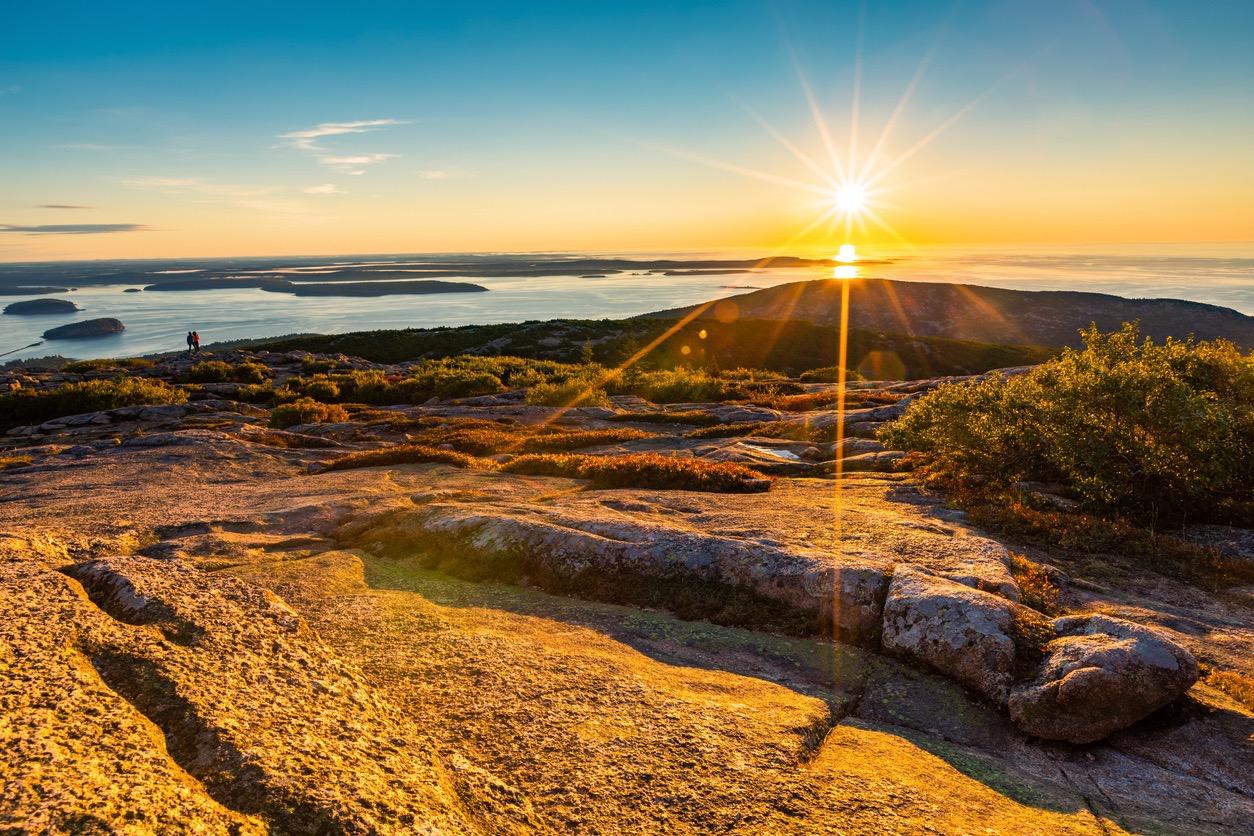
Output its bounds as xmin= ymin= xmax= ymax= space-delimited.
xmin=2 ymin=244 xmax=1251 ymax=362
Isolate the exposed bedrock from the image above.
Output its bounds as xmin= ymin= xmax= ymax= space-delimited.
xmin=0 ymin=544 xmax=534 ymax=832
xmin=1010 ymin=614 xmax=1201 ymax=744
xmin=341 ymin=502 xmax=1201 ymax=743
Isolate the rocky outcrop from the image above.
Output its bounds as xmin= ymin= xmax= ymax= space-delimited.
xmin=881 ymin=567 xmax=1019 ymax=704
xmin=42 ymin=317 xmax=125 ymax=339
xmin=1009 ymin=614 xmax=1201 ymax=744
xmin=3 ymin=298 xmax=79 ymax=315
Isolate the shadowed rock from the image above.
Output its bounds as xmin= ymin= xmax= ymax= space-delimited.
xmin=3 ymin=298 xmax=80 ymax=315
xmin=1010 ymin=614 xmax=1200 ymax=744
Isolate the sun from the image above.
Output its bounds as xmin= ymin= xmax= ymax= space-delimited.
xmin=831 ymin=183 xmax=867 ymax=215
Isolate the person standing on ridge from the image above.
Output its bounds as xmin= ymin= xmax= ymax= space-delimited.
xmin=186 ymin=331 xmax=195 ymax=356
xmin=192 ymin=331 xmax=201 ymax=354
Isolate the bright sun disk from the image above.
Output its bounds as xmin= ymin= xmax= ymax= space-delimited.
xmin=831 ymin=184 xmax=867 ymax=214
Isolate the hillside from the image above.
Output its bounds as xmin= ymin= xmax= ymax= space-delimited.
xmin=647 ymin=278 xmax=1254 ymax=348
xmin=1 ymin=346 xmax=1251 ymax=831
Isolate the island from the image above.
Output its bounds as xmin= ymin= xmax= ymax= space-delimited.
xmin=3 ymin=298 xmax=81 ymax=315
xmin=42 ymin=317 xmax=125 ymax=339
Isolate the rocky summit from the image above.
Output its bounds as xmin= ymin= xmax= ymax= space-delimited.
xmin=1 ymin=348 xmax=1251 ymax=834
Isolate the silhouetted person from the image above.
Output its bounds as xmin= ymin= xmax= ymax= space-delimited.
xmin=186 ymin=331 xmax=195 ymax=356
xmin=192 ymin=331 xmax=201 ymax=354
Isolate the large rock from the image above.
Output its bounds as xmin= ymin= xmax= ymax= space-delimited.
xmin=3 ymin=298 xmax=80 ymax=315
xmin=1009 ymin=614 xmax=1200 ymax=744
xmin=881 ymin=566 xmax=1018 ymax=704
xmin=42 ymin=317 xmax=125 ymax=339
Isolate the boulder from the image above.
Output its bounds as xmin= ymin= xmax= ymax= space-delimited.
xmin=3 ymin=298 xmax=80 ymax=315
xmin=1009 ymin=614 xmax=1199 ymax=744
xmin=42 ymin=317 xmax=125 ymax=339
xmin=881 ymin=566 xmax=1018 ymax=704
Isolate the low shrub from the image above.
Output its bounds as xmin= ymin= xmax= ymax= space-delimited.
xmin=685 ymin=422 xmax=767 ymax=439
xmin=617 ymin=368 xmax=728 ymax=403
xmin=519 ymin=428 xmax=651 ymax=452
xmin=883 ymin=324 xmax=1254 ymax=526
xmin=501 ymin=452 xmax=769 ymax=492
xmin=404 ymin=423 xmax=649 ymax=456
xmin=0 ymin=454 xmax=33 ymax=471
xmin=0 ymin=377 xmax=187 ymax=431
xmin=525 ymin=378 xmax=611 ymax=408
xmin=607 ymin=409 xmax=724 ymax=426
xmin=181 ymin=360 xmax=271 ymax=384
xmin=315 ymin=444 xmax=482 ymax=473
xmin=1006 ymin=553 xmax=1062 ymax=615
xmin=63 ymin=358 xmax=155 ymax=373
xmin=799 ymin=366 xmax=863 ymax=383
xmin=1203 ymin=668 xmax=1254 ymax=710
xmin=269 ymin=398 xmax=348 ymax=429
xmin=236 ymin=382 xmax=276 ymax=403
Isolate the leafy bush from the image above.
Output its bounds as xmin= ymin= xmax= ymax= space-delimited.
xmin=0 ymin=377 xmax=187 ymax=431
xmin=181 ymin=360 xmax=270 ymax=384
xmin=63 ymin=358 xmax=155 ymax=373
xmin=798 ymin=366 xmax=863 ymax=383
xmin=0 ymin=454 xmax=33 ymax=471
xmin=500 ymin=452 xmax=769 ymax=492
xmin=269 ymin=398 xmax=348 ymax=429
xmin=882 ymin=324 xmax=1254 ymax=525
xmin=615 ymin=368 xmax=728 ymax=403
xmin=525 ymin=378 xmax=611 ymax=408
xmin=1007 ymin=553 xmax=1061 ymax=615
xmin=236 ymin=382 xmax=276 ymax=403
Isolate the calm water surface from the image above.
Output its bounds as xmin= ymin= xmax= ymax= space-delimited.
xmin=2 ymin=244 xmax=1251 ymax=361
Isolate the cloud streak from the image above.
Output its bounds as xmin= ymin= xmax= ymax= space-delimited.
xmin=38 ymin=204 xmax=95 ymax=210
xmin=278 ymin=119 xmax=404 ymax=151
xmin=304 ymin=184 xmax=342 ymax=194
xmin=280 ymin=118 xmax=404 ymax=174
xmin=0 ymin=223 xmax=148 ymax=235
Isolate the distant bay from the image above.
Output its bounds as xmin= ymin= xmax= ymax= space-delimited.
xmin=1 ymin=245 xmax=1251 ymax=361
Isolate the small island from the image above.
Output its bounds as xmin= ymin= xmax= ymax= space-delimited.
xmin=3 ymin=298 xmax=81 ymax=315
xmin=42 ymin=317 xmax=126 ymax=340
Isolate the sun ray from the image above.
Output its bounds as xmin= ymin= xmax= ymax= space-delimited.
xmin=787 ymin=45 xmax=849 ymax=184
xmin=847 ymin=3 xmax=865 ymax=180
xmin=737 ymin=100 xmax=838 ymax=188
xmin=639 ymin=140 xmax=832 ymax=196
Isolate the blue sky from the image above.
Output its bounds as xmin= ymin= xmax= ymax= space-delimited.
xmin=2 ymin=1 xmax=1252 ymax=260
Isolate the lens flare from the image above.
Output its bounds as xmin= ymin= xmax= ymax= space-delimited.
xmin=836 ymin=243 xmax=857 ymax=263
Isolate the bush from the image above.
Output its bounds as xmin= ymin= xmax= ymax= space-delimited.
xmin=617 ymin=368 xmax=728 ymax=403
xmin=316 ymin=444 xmax=481 ymax=473
xmin=269 ymin=398 xmax=348 ymax=429
xmin=526 ymin=378 xmax=611 ymax=408
xmin=0 ymin=377 xmax=187 ymax=431
xmin=236 ymin=382 xmax=276 ymax=403
xmin=799 ymin=366 xmax=863 ymax=383
xmin=63 ymin=358 xmax=155 ymax=373
xmin=882 ymin=324 xmax=1254 ymax=525
xmin=501 ymin=452 xmax=769 ymax=492
xmin=181 ymin=360 xmax=270 ymax=384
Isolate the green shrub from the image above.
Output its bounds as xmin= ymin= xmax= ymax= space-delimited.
xmin=526 ymin=378 xmax=611 ymax=408
xmin=500 ymin=452 xmax=769 ymax=492
xmin=0 ymin=377 xmax=187 ymax=431
xmin=269 ymin=398 xmax=349 ymax=429
xmin=882 ymin=324 xmax=1254 ymax=525
xmin=616 ymin=368 xmax=729 ymax=403
xmin=181 ymin=360 xmax=271 ymax=384
xmin=799 ymin=366 xmax=864 ymax=383
xmin=237 ymin=382 xmax=276 ymax=403
xmin=63 ymin=358 xmax=155 ymax=373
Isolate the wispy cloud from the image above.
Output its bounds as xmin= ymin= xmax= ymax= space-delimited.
xmin=318 ymin=153 xmax=397 ymax=175
xmin=122 ymin=176 xmax=278 ymax=198
xmin=303 ymin=184 xmax=343 ymax=194
xmin=0 ymin=84 xmax=21 ymax=96
xmin=0 ymin=223 xmax=148 ymax=235
xmin=278 ymin=119 xmax=404 ymax=151
xmin=37 ymin=204 xmax=95 ymax=210
xmin=279 ymin=119 xmax=404 ymax=174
